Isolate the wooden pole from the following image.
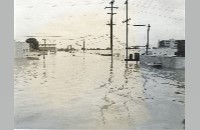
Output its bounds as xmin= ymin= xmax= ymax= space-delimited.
xmin=105 ymin=0 xmax=118 ymax=56
xmin=146 ymin=24 xmax=151 ymax=55
xmin=126 ymin=0 xmax=128 ymax=59
xmin=123 ymin=0 xmax=131 ymax=60
xmin=42 ymin=39 xmax=46 ymax=59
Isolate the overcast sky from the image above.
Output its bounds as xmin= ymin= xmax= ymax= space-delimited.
xmin=14 ymin=0 xmax=185 ymax=48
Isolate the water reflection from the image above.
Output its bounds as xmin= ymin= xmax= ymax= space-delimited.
xmin=43 ymin=59 xmax=46 ymax=68
xmin=100 ymin=57 xmax=114 ymax=124
xmin=108 ymin=57 xmax=114 ymax=85
xmin=122 ymin=62 xmax=131 ymax=126
xmin=42 ymin=59 xmax=47 ymax=79
xmin=100 ymin=59 xmax=145 ymax=127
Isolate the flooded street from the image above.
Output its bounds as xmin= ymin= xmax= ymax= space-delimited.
xmin=14 ymin=50 xmax=185 ymax=130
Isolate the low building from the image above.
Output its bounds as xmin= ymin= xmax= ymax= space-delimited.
xmin=151 ymin=39 xmax=185 ymax=56
xmin=140 ymin=55 xmax=185 ymax=69
xmin=175 ymin=40 xmax=185 ymax=57
xmin=14 ymin=41 xmax=30 ymax=58
xmin=139 ymin=39 xmax=185 ymax=69
xmin=39 ymin=44 xmax=57 ymax=53
xmin=158 ymin=39 xmax=185 ymax=49
xmin=158 ymin=39 xmax=177 ymax=48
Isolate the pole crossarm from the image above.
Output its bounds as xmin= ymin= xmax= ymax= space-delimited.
xmin=106 ymin=23 xmax=116 ymax=25
xmin=122 ymin=18 xmax=131 ymax=23
xmin=107 ymin=13 xmax=117 ymax=15
xmin=133 ymin=25 xmax=146 ymax=26
xmin=105 ymin=7 xmax=119 ymax=9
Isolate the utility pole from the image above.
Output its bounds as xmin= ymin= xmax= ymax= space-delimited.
xmin=105 ymin=0 xmax=118 ymax=56
xmin=82 ymin=39 xmax=86 ymax=52
xmin=123 ymin=0 xmax=131 ymax=60
xmin=42 ymin=39 xmax=47 ymax=59
xmin=133 ymin=24 xmax=151 ymax=55
xmin=146 ymin=24 xmax=151 ymax=55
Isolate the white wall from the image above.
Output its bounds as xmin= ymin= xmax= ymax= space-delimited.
xmin=14 ymin=42 xmax=30 ymax=58
xmin=140 ymin=48 xmax=177 ymax=56
xmin=140 ymin=55 xmax=185 ymax=69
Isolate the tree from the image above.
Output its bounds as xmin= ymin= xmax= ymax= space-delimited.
xmin=25 ymin=38 xmax=39 ymax=51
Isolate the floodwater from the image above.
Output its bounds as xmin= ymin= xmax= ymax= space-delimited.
xmin=14 ymin=50 xmax=185 ymax=130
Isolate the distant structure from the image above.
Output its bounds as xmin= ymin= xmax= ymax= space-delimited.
xmin=39 ymin=44 xmax=57 ymax=53
xmin=157 ymin=39 xmax=185 ymax=57
xmin=175 ymin=40 xmax=185 ymax=57
xmin=14 ymin=41 xmax=30 ymax=58
xmin=158 ymin=39 xmax=183 ymax=49
xmin=82 ymin=39 xmax=86 ymax=51
xmin=66 ymin=45 xmax=72 ymax=52
xmin=140 ymin=39 xmax=185 ymax=69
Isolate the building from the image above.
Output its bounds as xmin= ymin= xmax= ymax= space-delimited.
xmin=39 ymin=44 xmax=57 ymax=53
xmin=158 ymin=39 xmax=178 ymax=48
xmin=152 ymin=39 xmax=185 ymax=56
xmin=139 ymin=39 xmax=185 ymax=69
xmin=14 ymin=41 xmax=30 ymax=58
xmin=175 ymin=40 xmax=185 ymax=57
